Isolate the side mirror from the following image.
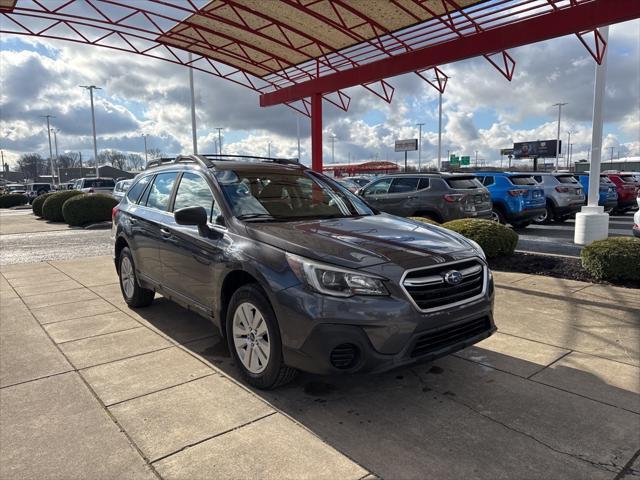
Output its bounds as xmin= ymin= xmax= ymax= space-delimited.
xmin=175 ymin=206 xmax=220 ymax=238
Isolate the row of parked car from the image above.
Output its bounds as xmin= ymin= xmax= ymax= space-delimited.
xmin=335 ymin=170 xmax=639 ymax=229
xmin=1 ymin=177 xmax=133 ymax=203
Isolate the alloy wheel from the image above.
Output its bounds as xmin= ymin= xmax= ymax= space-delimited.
xmin=120 ymin=256 xmax=135 ymax=299
xmin=233 ymin=302 xmax=270 ymax=374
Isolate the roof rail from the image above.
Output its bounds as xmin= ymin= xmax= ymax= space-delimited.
xmin=199 ymin=154 xmax=302 ymax=166
xmin=145 ymin=157 xmax=175 ymax=169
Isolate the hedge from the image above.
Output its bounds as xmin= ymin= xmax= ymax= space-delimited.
xmin=581 ymin=237 xmax=640 ymax=282
xmin=42 ymin=190 xmax=83 ymax=222
xmin=408 ymin=216 xmax=440 ymax=226
xmin=442 ymin=218 xmax=518 ymax=258
xmin=62 ymin=193 xmax=118 ymax=227
xmin=0 ymin=193 xmax=29 ymax=208
xmin=32 ymin=192 xmax=54 ymax=217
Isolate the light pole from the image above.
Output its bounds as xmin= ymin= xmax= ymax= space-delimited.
xmin=188 ymin=53 xmax=198 ymax=154
xmin=437 ymin=90 xmax=443 ymax=171
xmin=80 ymin=85 xmax=101 ymax=177
xmin=475 ymin=150 xmax=478 ymax=168
xmin=566 ymin=131 xmax=572 ymax=169
xmin=416 ymin=122 xmax=425 ymax=171
xmin=51 ymin=128 xmax=60 ymax=184
xmin=296 ymin=116 xmax=301 ymax=161
xmin=552 ymin=102 xmax=567 ymax=170
xmin=267 ymin=141 xmax=271 ymax=158
xmin=142 ymin=134 xmax=149 ymax=164
xmin=330 ymin=134 xmax=336 ymax=164
xmin=40 ymin=115 xmax=55 ymax=184
xmin=215 ymin=127 xmax=223 ymax=154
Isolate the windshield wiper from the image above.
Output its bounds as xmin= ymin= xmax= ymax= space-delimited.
xmin=236 ymin=213 xmax=278 ymax=221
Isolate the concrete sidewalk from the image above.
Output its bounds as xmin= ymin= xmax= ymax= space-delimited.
xmin=1 ymin=256 xmax=639 ymax=479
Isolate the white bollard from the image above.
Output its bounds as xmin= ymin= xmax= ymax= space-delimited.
xmin=574 ymin=205 xmax=609 ymax=245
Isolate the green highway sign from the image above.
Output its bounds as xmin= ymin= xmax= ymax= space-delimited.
xmin=461 ymin=156 xmax=470 ymax=166
xmin=449 ymin=155 xmax=460 ymax=166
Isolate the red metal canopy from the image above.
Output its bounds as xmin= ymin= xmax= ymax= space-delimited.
xmin=2 ymin=0 xmax=638 ymax=171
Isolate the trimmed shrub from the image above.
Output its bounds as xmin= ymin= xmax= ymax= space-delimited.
xmin=0 ymin=193 xmax=28 ymax=208
xmin=442 ymin=218 xmax=518 ymax=258
xmin=42 ymin=190 xmax=83 ymax=222
xmin=32 ymin=192 xmax=54 ymax=217
xmin=62 ymin=193 xmax=118 ymax=227
xmin=408 ymin=216 xmax=440 ymax=226
xmin=581 ymin=237 xmax=640 ymax=282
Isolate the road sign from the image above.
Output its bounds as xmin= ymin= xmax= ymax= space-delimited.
xmin=461 ymin=155 xmax=470 ymax=166
xmin=395 ymin=139 xmax=418 ymax=152
xmin=500 ymin=148 xmax=514 ymax=156
xmin=450 ymin=154 xmax=460 ymax=166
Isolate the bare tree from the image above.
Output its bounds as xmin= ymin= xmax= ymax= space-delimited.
xmin=97 ymin=149 xmax=127 ymax=170
xmin=127 ymin=153 xmax=144 ymax=171
xmin=146 ymin=148 xmax=164 ymax=160
xmin=16 ymin=153 xmax=47 ymax=180
xmin=57 ymin=152 xmax=80 ymax=169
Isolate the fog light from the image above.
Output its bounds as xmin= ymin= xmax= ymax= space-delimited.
xmin=330 ymin=343 xmax=360 ymax=369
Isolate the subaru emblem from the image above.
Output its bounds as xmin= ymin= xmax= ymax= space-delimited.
xmin=443 ymin=270 xmax=463 ymax=285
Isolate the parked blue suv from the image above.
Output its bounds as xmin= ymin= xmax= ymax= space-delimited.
xmin=576 ymin=174 xmax=618 ymax=211
xmin=474 ymin=172 xmax=546 ymax=228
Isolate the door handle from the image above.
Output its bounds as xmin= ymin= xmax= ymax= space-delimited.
xmin=160 ymin=228 xmax=172 ymax=238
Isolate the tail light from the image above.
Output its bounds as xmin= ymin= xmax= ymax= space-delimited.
xmin=507 ymin=189 xmax=527 ymax=197
xmin=555 ymin=186 xmax=570 ymax=193
xmin=112 ymin=206 xmax=119 ymax=220
xmin=443 ymin=194 xmax=465 ymax=203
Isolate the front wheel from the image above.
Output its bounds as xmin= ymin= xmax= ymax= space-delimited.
xmin=226 ymin=284 xmax=296 ymax=389
xmin=118 ymin=247 xmax=155 ymax=308
xmin=490 ymin=209 xmax=506 ymax=224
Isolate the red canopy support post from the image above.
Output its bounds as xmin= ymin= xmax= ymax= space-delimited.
xmin=311 ymin=93 xmax=323 ymax=172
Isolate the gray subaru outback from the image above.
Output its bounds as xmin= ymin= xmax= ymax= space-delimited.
xmin=358 ymin=173 xmax=493 ymax=223
xmin=112 ymin=155 xmax=495 ymax=389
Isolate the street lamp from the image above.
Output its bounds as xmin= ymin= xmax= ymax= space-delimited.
xmin=552 ymin=102 xmax=567 ymax=170
xmin=566 ymin=131 xmax=573 ymax=169
xmin=142 ymin=134 xmax=149 ymax=164
xmin=40 ymin=115 xmax=56 ymax=185
xmin=188 ymin=52 xmax=198 ymax=154
xmin=267 ymin=141 xmax=272 ymax=158
xmin=416 ymin=122 xmax=425 ymax=171
xmin=80 ymin=85 xmax=102 ymax=177
xmin=215 ymin=127 xmax=223 ymax=154
xmin=330 ymin=134 xmax=336 ymax=164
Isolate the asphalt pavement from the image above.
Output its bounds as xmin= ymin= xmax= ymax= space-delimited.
xmin=516 ymin=212 xmax=635 ymax=257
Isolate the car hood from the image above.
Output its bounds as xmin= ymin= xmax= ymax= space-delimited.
xmin=245 ymin=214 xmax=476 ymax=270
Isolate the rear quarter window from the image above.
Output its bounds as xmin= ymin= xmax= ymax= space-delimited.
xmin=556 ymin=175 xmax=578 ymax=184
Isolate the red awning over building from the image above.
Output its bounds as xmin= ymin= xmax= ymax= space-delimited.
xmin=323 ymin=161 xmax=399 ymax=177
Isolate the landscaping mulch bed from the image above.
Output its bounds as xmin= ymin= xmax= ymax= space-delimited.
xmin=489 ymin=251 xmax=639 ymax=289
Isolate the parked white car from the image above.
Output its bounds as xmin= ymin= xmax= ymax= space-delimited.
xmin=74 ymin=178 xmax=116 ymax=195
xmin=112 ymin=179 xmax=133 ymax=202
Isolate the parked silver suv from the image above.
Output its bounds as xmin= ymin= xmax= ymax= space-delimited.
xmin=358 ymin=173 xmax=492 ymax=222
xmin=532 ymin=173 xmax=585 ymax=223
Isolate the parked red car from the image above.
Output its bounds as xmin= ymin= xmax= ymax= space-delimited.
xmin=604 ymin=172 xmax=639 ymax=213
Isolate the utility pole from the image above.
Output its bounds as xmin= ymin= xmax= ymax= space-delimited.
xmin=215 ymin=127 xmax=223 ymax=154
xmin=330 ymin=135 xmax=336 ymax=164
xmin=609 ymin=146 xmax=615 ymax=163
xmin=79 ymin=152 xmax=83 ymax=177
xmin=142 ymin=134 xmax=149 ymax=164
xmin=416 ymin=122 xmax=425 ymax=172
xmin=569 ymin=144 xmax=573 ymax=169
xmin=51 ymin=128 xmax=59 ymax=185
xmin=475 ymin=150 xmax=478 ymax=168
xmin=1 ymin=149 xmax=5 ymax=175
xmin=80 ymin=85 xmax=101 ymax=177
xmin=188 ymin=53 xmax=198 ymax=154
xmin=553 ymin=102 xmax=567 ymax=170
xmin=267 ymin=141 xmax=271 ymax=158
xmin=566 ymin=131 xmax=572 ymax=169
xmin=296 ymin=116 xmax=301 ymax=161
xmin=40 ymin=115 xmax=55 ymax=184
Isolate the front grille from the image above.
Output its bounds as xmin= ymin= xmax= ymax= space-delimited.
xmin=402 ymin=259 xmax=485 ymax=311
xmin=411 ymin=317 xmax=491 ymax=358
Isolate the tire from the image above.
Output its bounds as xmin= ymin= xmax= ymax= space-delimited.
xmin=491 ymin=208 xmax=506 ymax=224
xmin=532 ymin=205 xmax=551 ymax=224
xmin=226 ymin=284 xmax=296 ymax=389
xmin=512 ymin=221 xmax=531 ymax=230
xmin=118 ymin=247 xmax=155 ymax=308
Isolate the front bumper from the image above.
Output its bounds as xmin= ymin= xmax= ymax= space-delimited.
xmin=273 ymin=275 xmax=495 ymax=375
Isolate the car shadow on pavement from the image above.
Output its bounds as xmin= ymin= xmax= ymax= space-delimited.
xmin=133 ymin=299 xmax=640 ymax=480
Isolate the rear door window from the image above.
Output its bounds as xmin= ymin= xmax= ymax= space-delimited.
xmin=445 ymin=177 xmax=482 ymax=189
xmin=481 ymin=176 xmax=494 ymax=186
xmin=145 ymin=172 xmax=178 ymax=211
xmin=509 ymin=176 xmax=537 ymax=186
xmin=418 ymin=178 xmax=430 ymax=190
xmin=126 ymin=176 xmax=152 ymax=203
xmin=389 ymin=177 xmax=419 ymax=193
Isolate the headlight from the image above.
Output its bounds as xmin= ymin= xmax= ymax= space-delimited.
xmin=466 ymin=238 xmax=486 ymax=260
xmin=286 ymin=253 xmax=388 ymax=297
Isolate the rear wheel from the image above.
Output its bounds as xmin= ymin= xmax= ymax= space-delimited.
xmin=118 ymin=247 xmax=154 ymax=308
xmin=491 ymin=208 xmax=506 ymax=224
xmin=226 ymin=284 xmax=296 ymax=389
xmin=532 ymin=205 xmax=551 ymax=224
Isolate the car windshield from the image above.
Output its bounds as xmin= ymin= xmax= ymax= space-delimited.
xmin=214 ymin=168 xmax=374 ymax=221
xmin=508 ymin=175 xmax=537 ymax=186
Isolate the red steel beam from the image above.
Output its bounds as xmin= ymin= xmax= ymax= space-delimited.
xmin=311 ymin=93 xmax=323 ymax=172
xmin=261 ymin=0 xmax=640 ymax=107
